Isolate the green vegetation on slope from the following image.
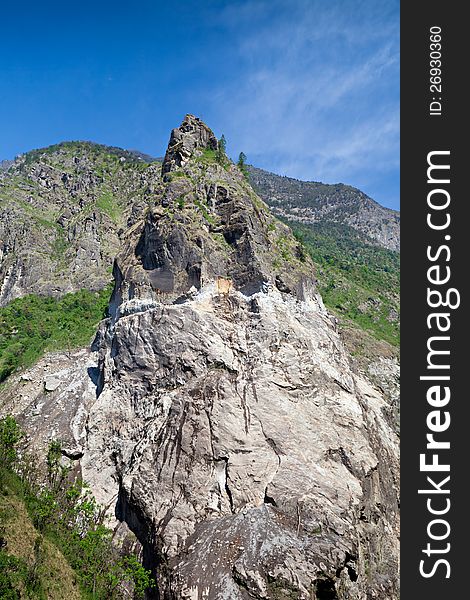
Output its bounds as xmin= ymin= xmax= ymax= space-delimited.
xmin=96 ymin=190 xmax=120 ymax=223
xmin=290 ymin=222 xmax=400 ymax=346
xmin=0 ymin=286 xmax=112 ymax=383
xmin=0 ymin=481 xmax=83 ymax=600
xmin=0 ymin=417 xmax=155 ymax=599
xmin=22 ymin=141 xmax=155 ymax=168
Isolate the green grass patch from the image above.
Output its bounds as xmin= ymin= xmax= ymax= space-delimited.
xmin=169 ymin=170 xmax=187 ymax=179
xmin=194 ymin=198 xmax=215 ymax=224
xmin=275 ymin=234 xmax=294 ymax=262
xmin=194 ymin=146 xmax=231 ymax=169
xmin=290 ymin=222 xmax=400 ymax=346
xmin=251 ymin=193 xmax=268 ymax=214
xmin=96 ymin=191 xmax=119 ymax=223
xmin=195 ymin=147 xmax=218 ymax=165
xmin=0 ymin=286 xmax=112 ymax=382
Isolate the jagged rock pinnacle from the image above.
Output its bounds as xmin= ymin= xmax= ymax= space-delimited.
xmin=162 ymin=114 xmax=218 ymax=176
xmin=111 ymin=114 xmax=316 ymax=309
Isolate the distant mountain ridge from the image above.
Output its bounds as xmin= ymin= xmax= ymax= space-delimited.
xmin=248 ymin=165 xmax=399 ymax=252
xmin=0 ymin=140 xmax=399 ymax=346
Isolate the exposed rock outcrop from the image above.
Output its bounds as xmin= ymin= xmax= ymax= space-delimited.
xmin=0 ymin=142 xmax=161 ymax=306
xmin=1 ymin=116 xmax=399 ymax=599
xmin=162 ymin=114 xmax=219 ymax=177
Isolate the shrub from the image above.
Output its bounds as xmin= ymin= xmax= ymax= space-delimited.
xmin=0 ymin=416 xmax=23 ymax=468
xmin=0 ymin=416 xmax=156 ymax=598
xmin=0 ymin=286 xmax=112 ymax=383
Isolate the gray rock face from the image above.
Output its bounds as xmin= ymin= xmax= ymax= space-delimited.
xmin=102 ymin=286 xmax=398 ymax=600
xmin=0 ymin=142 xmax=162 ymax=306
xmin=1 ymin=117 xmax=399 ymax=599
xmin=0 ymin=159 xmax=14 ymax=172
xmin=1 ymin=349 xmax=97 ymax=461
xmin=4 ymin=286 xmax=399 ymax=599
xmin=162 ymin=114 xmax=219 ymax=176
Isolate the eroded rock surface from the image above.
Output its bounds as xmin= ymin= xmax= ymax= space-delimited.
xmin=0 ymin=143 xmax=161 ymax=305
xmin=1 ymin=116 xmax=399 ymax=599
xmin=162 ymin=114 xmax=218 ymax=176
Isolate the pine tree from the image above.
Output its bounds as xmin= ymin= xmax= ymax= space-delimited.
xmin=237 ymin=152 xmax=247 ymax=169
xmin=216 ymin=135 xmax=227 ymax=164
xmin=237 ymin=151 xmax=248 ymax=179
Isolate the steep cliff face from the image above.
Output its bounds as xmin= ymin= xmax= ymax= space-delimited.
xmin=0 ymin=143 xmax=160 ymax=306
xmin=1 ymin=116 xmax=399 ymax=599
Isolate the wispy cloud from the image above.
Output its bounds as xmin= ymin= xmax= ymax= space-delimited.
xmin=206 ymin=0 xmax=399 ymax=208
xmin=0 ymin=0 xmax=399 ymax=208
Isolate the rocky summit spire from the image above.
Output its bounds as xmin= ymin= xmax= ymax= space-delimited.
xmin=85 ymin=117 xmax=399 ymax=599
xmin=110 ymin=114 xmax=316 ymax=311
xmin=162 ymin=114 xmax=219 ymax=176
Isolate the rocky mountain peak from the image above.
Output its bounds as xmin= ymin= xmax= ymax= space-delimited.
xmin=0 ymin=141 xmax=164 ymax=306
xmin=162 ymin=114 xmax=219 ymax=176
xmin=1 ymin=117 xmax=400 ymax=599
xmin=111 ymin=121 xmax=315 ymax=316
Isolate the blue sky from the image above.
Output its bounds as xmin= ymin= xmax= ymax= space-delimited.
xmin=0 ymin=0 xmax=399 ymax=209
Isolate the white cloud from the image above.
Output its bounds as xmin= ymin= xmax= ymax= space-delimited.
xmin=206 ymin=0 xmax=399 ymax=206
